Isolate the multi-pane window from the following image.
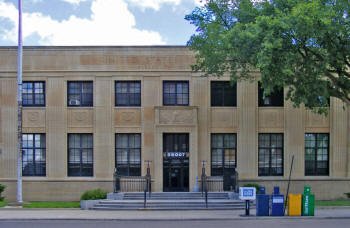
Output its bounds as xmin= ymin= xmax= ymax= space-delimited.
xmin=115 ymin=134 xmax=141 ymax=176
xmin=211 ymin=134 xmax=236 ymax=176
xmin=22 ymin=82 xmax=45 ymax=106
xmin=68 ymin=134 xmax=93 ymax=177
xmin=22 ymin=134 xmax=46 ymax=176
xmin=115 ymin=81 xmax=141 ymax=106
xmin=163 ymin=133 xmax=189 ymax=155
xmin=305 ymin=133 xmax=329 ymax=176
xmin=67 ymin=81 xmax=93 ymax=106
xmin=163 ymin=81 xmax=189 ymax=106
xmin=258 ymin=134 xmax=283 ymax=176
xmin=258 ymin=82 xmax=284 ymax=107
xmin=211 ymin=82 xmax=237 ymax=106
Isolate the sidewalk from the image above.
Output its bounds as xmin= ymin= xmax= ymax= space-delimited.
xmin=0 ymin=207 xmax=349 ymax=221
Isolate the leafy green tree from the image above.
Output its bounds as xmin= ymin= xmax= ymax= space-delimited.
xmin=186 ymin=0 xmax=350 ymax=113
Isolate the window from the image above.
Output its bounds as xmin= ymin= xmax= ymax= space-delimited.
xmin=258 ymin=82 xmax=284 ymax=106
xmin=22 ymin=134 xmax=46 ymax=176
xmin=67 ymin=81 xmax=93 ymax=107
xmin=211 ymin=81 xmax=237 ymax=106
xmin=305 ymin=133 xmax=329 ymax=176
xmin=163 ymin=81 xmax=189 ymax=106
xmin=211 ymin=134 xmax=236 ymax=176
xmin=163 ymin=133 xmax=189 ymax=155
xmin=68 ymin=134 xmax=93 ymax=177
xmin=115 ymin=134 xmax=141 ymax=176
xmin=22 ymin=82 xmax=45 ymax=106
xmin=115 ymin=81 xmax=141 ymax=106
xmin=258 ymin=133 xmax=283 ymax=176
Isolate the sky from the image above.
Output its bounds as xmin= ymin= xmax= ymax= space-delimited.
xmin=0 ymin=0 xmax=204 ymax=46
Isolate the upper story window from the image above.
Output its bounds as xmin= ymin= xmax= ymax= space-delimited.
xmin=22 ymin=133 xmax=46 ymax=176
xmin=115 ymin=81 xmax=141 ymax=106
xmin=258 ymin=133 xmax=283 ymax=176
xmin=22 ymin=82 xmax=45 ymax=107
xmin=163 ymin=81 xmax=189 ymax=106
xmin=211 ymin=81 xmax=237 ymax=107
xmin=67 ymin=81 xmax=93 ymax=107
xmin=258 ymin=82 xmax=284 ymax=107
xmin=305 ymin=133 xmax=329 ymax=176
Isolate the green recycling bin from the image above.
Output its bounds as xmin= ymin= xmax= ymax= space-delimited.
xmin=302 ymin=186 xmax=315 ymax=216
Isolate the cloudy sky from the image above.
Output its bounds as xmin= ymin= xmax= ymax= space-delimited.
xmin=0 ymin=0 xmax=203 ymax=46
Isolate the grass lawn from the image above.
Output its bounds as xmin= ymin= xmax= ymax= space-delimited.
xmin=23 ymin=201 xmax=80 ymax=208
xmin=316 ymin=200 xmax=350 ymax=207
xmin=0 ymin=201 xmax=8 ymax=207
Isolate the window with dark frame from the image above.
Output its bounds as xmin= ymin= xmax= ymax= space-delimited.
xmin=68 ymin=134 xmax=93 ymax=177
xmin=67 ymin=81 xmax=93 ymax=107
xmin=258 ymin=82 xmax=284 ymax=107
xmin=22 ymin=134 xmax=46 ymax=176
xmin=163 ymin=133 xmax=189 ymax=154
xmin=115 ymin=81 xmax=141 ymax=106
xmin=115 ymin=134 xmax=141 ymax=176
xmin=22 ymin=82 xmax=45 ymax=106
xmin=163 ymin=81 xmax=189 ymax=106
xmin=305 ymin=133 xmax=329 ymax=176
xmin=258 ymin=133 xmax=283 ymax=176
xmin=211 ymin=81 xmax=237 ymax=106
xmin=211 ymin=134 xmax=236 ymax=176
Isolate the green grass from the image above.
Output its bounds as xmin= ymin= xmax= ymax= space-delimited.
xmin=0 ymin=201 xmax=8 ymax=207
xmin=23 ymin=201 xmax=80 ymax=208
xmin=316 ymin=200 xmax=350 ymax=207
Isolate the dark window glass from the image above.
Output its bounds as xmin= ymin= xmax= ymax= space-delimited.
xmin=258 ymin=133 xmax=283 ymax=176
xmin=67 ymin=81 xmax=93 ymax=107
xmin=115 ymin=134 xmax=141 ymax=176
xmin=258 ymin=82 xmax=284 ymax=107
xmin=305 ymin=133 xmax=329 ymax=176
xmin=211 ymin=134 xmax=236 ymax=176
xmin=163 ymin=81 xmax=189 ymax=106
xmin=22 ymin=82 xmax=45 ymax=106
xmin=211 ymin=82 xmax=237 ymax=106
xmin=115 ymin=81 xmax=141 ymax=106
xmin=68 ymin=134 xmax=93 ymax=177
xmin=163 ymin=133 xmax=189 ymax=153
xmin=22 ymin=134 xmax=46 ymax=176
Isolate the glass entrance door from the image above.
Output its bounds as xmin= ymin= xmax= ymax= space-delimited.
xmin=163 ymin=133 xmax=189 ymax=192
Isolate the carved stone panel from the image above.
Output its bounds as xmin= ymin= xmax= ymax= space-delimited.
xmin=68 ymin=109 xmax=93 ymax=128
xmin=305 ymin=110 xmax=329 ymax=129
xmin=155 ymin=107 xmax=197 ymax=125
xmin=258 ymin=108 xmax=284 ymax=129
xmin=23 ymin=109 xmax=46 ymax=128
xmin=115 ymin=108 xmax=141 ymax=127
xmin=211 ymin=108 xmax=237 ymax=129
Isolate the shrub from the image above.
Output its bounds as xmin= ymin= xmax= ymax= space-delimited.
xmin=243 ymin=183 xmax=261 ymax=194
xmin=80 ymin=189 xmax=107 ymax=201
xmin=0 ymin=184 xmax=5 ymax=201
xmin=344 ymin=193 xmax=350 ymax=199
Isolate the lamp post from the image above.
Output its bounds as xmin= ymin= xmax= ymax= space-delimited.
xmin=144 ymin=160 xmax=152 ymax=198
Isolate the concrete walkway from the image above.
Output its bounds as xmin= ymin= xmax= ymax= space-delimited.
xmin=0 ymin=207 xmax=349 ymax=221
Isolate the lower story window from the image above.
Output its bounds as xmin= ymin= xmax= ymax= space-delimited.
xmin=211 ymin=134 xmax=236 ymax=176
xmin=258 ymin=133 xmax=283 ymax=176
xmin=22 ymin=134 xmax=46 ymax=176
xmin=115 ymin=134 xmax=141 ymax=176
xmin=68 ymin=134 xmax=93 ymax=177
xmin=305 ymin=133 xmax=329 ymax=176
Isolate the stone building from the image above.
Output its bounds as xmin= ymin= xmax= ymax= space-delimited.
xmin=0 ymin=46 xmax=349 ymax=201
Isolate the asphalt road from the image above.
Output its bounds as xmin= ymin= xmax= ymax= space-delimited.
xmin=1 ymin=219 xmax=350 ymax=228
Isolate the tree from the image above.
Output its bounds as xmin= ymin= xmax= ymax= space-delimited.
xmin=185 ymin=0 xmax=350 ymax=114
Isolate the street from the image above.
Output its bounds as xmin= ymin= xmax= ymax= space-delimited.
xmin=1 ymin=219 xmax=350 ymax=228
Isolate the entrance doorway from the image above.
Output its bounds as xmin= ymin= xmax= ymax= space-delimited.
xmin=163 ymin=133 xmax=189 ymax=192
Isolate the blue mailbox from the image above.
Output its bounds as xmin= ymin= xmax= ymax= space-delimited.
xmin=271 ymin=186 xmax=284 ymax=216
xmin=256 ymin=186 xmax=269 ymax=216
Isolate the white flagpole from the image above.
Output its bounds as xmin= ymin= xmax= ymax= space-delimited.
xmin=17 ymin=0 xmax=23 ymax=203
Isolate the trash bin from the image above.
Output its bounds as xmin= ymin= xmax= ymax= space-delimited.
xmin=256 ymin=187 xmax=269 ymax=216
xmin=302 ymin=186 xmax=315 ymax=216
xmin=288 ymin=194 xmax=302 ymax=216
xmin=271 ymin=186 xmax=284 ymax=216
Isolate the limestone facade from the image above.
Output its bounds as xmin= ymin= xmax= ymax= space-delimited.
xmin=0 ymin=46 xmax=349 ymax=201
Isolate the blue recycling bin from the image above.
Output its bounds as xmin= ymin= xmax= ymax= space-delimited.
xmin=271 ymin=186 xmax=284 ymax=216
xmin=256 ymin=187 xmax=269 ymax=216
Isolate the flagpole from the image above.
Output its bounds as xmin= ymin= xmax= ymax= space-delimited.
xmin=17 ymin=0 xmax=23 ymax=203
